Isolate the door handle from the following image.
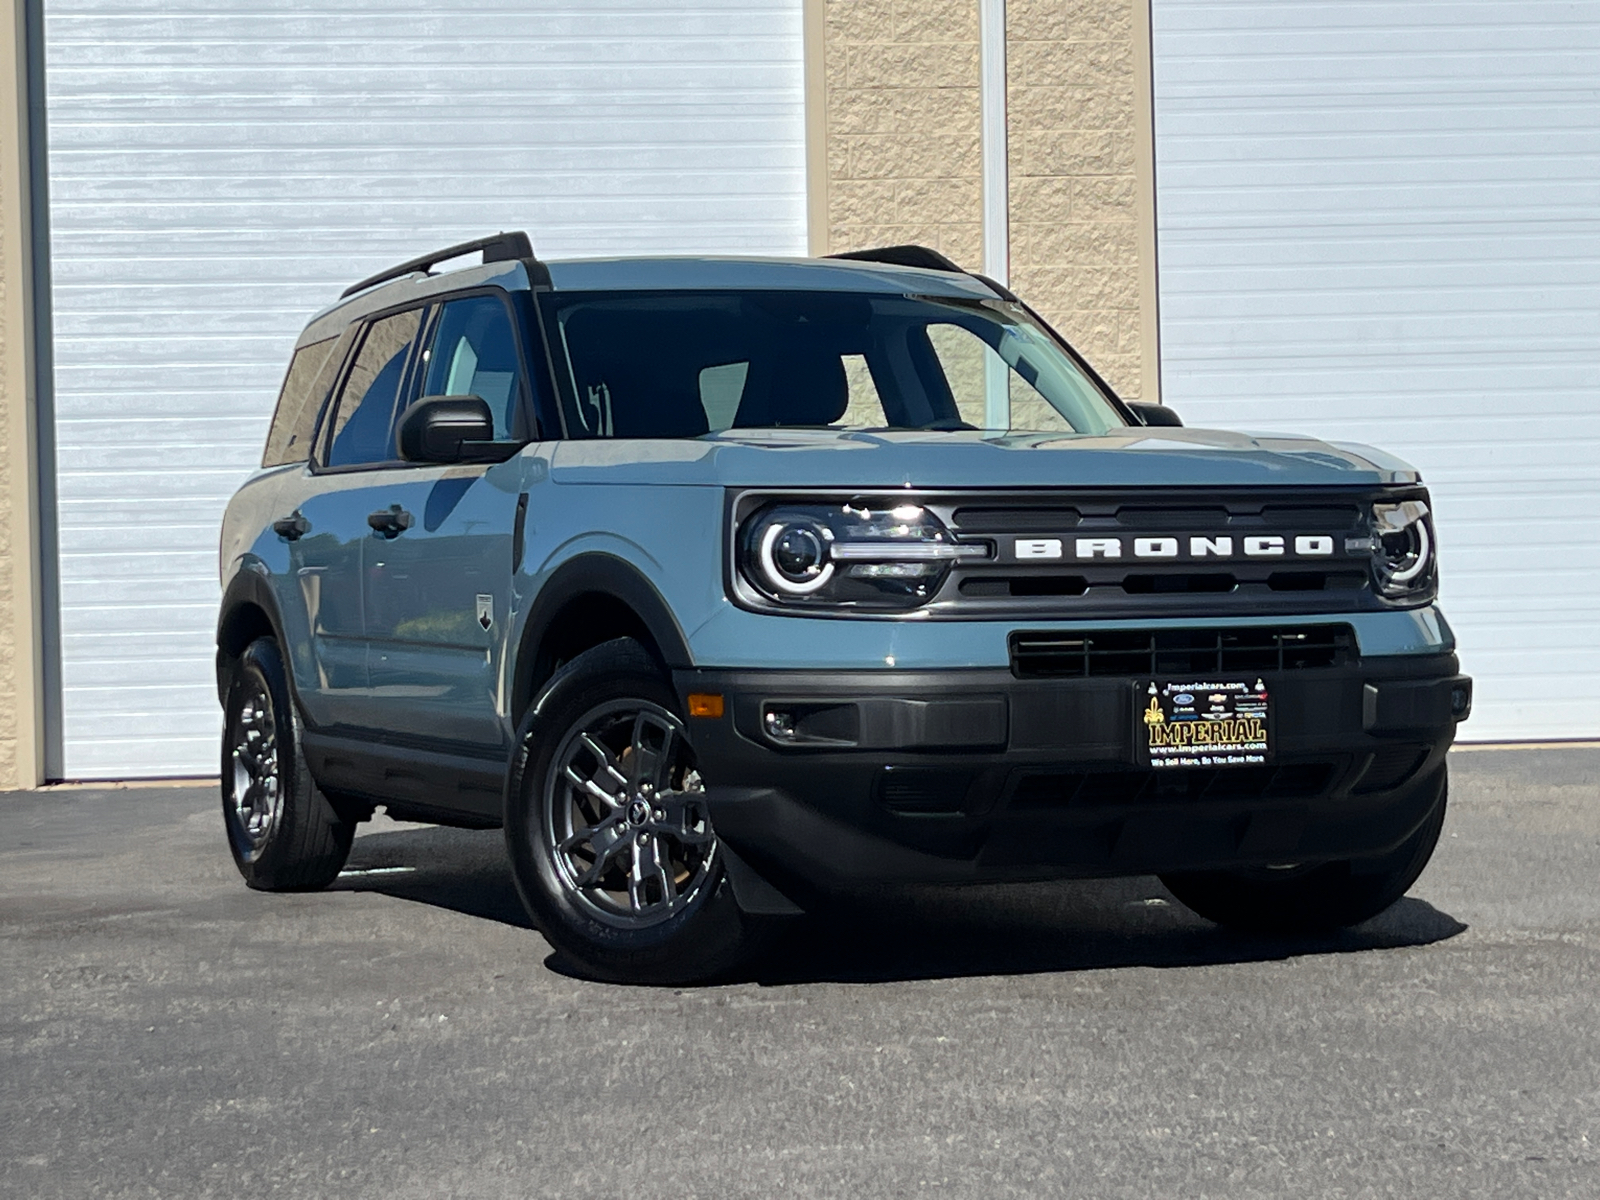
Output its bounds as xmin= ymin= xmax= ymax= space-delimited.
xmin=272 ymin=512 xmax=310 ymax=541
xmin=367 ymin=505 xmax=413 ymax=538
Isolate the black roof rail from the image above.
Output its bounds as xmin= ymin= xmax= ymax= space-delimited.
xmin=826 ymin=244 xmax=964 ymax=273
xmin=340 ymin=231 xmax=535 ymax=299
xmin=826 ymin=243 xmax=1017 ymax=300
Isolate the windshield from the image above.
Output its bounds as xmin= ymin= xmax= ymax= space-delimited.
xmin=544 ymin=290 xmax=1128 ymax=438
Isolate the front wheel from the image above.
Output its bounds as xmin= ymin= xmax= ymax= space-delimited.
xmin=504 ymin=639 xmax=765 ymax=984
xmin=1160 ymin=773 xmax=1448 ymax=934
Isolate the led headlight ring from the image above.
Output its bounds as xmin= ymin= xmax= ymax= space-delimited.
xmin=757 ymin=520 xmax=835 ymax=595
xmin=1382 ymin=518 xmax=1431 ymax=585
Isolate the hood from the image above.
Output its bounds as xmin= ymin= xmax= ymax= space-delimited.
xmin=545 ymin=427 xmax=1421 ymax=489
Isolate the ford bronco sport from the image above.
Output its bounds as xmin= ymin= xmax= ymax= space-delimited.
xmin=216 ymin=233 xmax=1472 ymax=982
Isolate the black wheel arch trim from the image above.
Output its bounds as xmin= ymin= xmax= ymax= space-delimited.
xmin=510 ymin=553 xmax=695 ymax=720
xmin=215 ymin=565 xmax=314 ymax=718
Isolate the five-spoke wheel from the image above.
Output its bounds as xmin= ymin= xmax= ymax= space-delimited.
xmin=546 ymin=701 xmax=718 ymax=927
xmin=505 ymin=638 xmax=768 ymax=983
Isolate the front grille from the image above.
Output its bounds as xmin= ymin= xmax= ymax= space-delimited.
xmin=1009 ymin=624 xmax=1355 ymax=678
xmin=927 ymin=488 xmax=1403 ymax=620
xmin=1010 ymin=761 xmax=1339 ymax=808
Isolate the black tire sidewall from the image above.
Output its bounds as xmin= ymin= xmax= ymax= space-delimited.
xmin=1161 ymin=769 xmax=1449 ymax=934
xmin=503 ymin=639 xmax=751 ymax=983
xmin=220 ymin=636 xmax=350 ymax=891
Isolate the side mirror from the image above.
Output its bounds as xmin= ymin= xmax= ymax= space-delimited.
xmin=396 ymin=395 xmax=517 ymax=463
xmin=1128 ymin=401 xmax=1183 ymax=428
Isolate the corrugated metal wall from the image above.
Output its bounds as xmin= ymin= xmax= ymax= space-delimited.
xmin=1152 ymin=0 xmax=1600 ymax=740
xmin=43 ymin=0 xmax=806 ymax=777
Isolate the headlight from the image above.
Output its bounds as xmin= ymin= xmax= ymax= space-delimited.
xmin=739 ymin=500 xmax=987 ymax=609
xmin=1351 ymin=497 xmax=1435 ymax=599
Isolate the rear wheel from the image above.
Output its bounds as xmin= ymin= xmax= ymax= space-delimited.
xmin=1160 ymin=773 xmax=1448 ymax=934
xmin=221 ymin=636 xmax=353 ymax=890
xmin=504 ymin=639 xmax=763 ymax=984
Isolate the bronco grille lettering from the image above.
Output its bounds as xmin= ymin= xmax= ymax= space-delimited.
xmin=1012 ymin=534 xmax=1346 ymax=563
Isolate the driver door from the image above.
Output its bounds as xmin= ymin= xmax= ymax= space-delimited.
xmin=361 ymin=291 xmax=538 ymax=753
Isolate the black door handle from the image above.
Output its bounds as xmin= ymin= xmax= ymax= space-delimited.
xmin=272 ymin=512 xmax=310 ymax=541
xmin=367 ymin=505 xmax=413 ymax=538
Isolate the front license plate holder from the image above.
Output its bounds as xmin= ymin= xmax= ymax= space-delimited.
xmin=1137 ymin=678 xmax=1272 ymax=770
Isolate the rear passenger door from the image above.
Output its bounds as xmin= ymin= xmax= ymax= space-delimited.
xmin=360 ymin=291 xmax=537 ymax=753
xmin=274 ymin=305 xmax=427 ymax=733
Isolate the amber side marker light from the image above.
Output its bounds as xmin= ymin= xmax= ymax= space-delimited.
xmin=687 ymin=693 xmax=725 ymax=719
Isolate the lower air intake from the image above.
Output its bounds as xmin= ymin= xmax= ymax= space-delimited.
xmin=1009 ymin=625 xmax=1356 ymax=678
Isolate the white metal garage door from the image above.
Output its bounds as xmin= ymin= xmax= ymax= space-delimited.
xmin=43 ymin=0 xmax=806 ymax=777
xmin=1152 ymin=1 xmax=1600 ymax=741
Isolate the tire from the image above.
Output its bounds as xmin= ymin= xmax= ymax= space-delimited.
xmin=220 ymin=636 xmax=354 ymax=891
xmin=1160 ymin=772 xmax=1448 ymax=935
xmin=504 ymin=638 xmax=764 ymax=984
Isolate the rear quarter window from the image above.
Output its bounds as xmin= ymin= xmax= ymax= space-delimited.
xmin=263 ymin=336 xmax=341 ymax=467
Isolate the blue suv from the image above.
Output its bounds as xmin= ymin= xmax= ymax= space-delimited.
xmin=217 ymin=233 xmax=1471 ymax=982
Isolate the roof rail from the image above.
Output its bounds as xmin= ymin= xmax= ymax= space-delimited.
xmin=826 ymin=244 xmax=964 ymax=274
xmin=340 ymin=231 xmax=535 ymax=299
xmin=827 ymin=243 xmax=1018 ymax=301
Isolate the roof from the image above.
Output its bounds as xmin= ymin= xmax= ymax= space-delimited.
xmin=542 ymin=255 xmax=1000 ymax=300
xmin=299 ymin=252 xmax=1001 ymax=345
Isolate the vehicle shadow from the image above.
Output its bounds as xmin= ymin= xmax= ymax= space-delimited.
xmin=749 ymin=884 xmax=1465 ymax=986
xmin=329 ymin=821 xmax=1468 ymax=985
xmin=329 ymin=822 xmax=534 ymax=931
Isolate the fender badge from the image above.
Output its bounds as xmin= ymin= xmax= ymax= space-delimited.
xmin=476 ymin=594 xmax=493 ymax=631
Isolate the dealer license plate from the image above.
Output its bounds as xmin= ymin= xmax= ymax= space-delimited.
xmin=1138 ymin=678 xmax=1271 ymax=770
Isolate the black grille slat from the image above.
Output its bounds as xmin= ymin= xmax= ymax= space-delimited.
xmin=1353 ymin=745 xmax=1429 ymax=794
xmin=951 ymin=506 xmax=1081 ymax=532
xmin=1009 ymin=625 xmax=1354 ymax=678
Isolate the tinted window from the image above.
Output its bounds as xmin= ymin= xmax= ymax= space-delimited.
xmin=547 ymin=291 xmax=1122 ymax=438
xmin=420 ymin=294 xmax=526 ymax=441
xmin=263 ymin=336 xmax=339 ymax=467
xmin=324 ymin=308 xmax=424 ymax=467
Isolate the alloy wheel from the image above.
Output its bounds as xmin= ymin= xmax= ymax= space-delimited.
xmin=544 ymin=700 xmax=718 ymax=929
xmin=228 ymin=679 xmax=282 ymax=854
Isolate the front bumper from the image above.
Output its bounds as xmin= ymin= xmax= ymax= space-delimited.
xmin=674 ymin=654 xmax=1469 ymax=902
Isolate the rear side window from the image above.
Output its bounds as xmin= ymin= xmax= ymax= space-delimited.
xmin=262 ymin=336 xmax=339 ymax=467
xmin=323 ymin=308 xmax=425 ymax=468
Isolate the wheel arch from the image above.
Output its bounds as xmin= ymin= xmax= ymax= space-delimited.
xmin=511 ymin=553 xmax=694 ymax=721
xmin=215 ymin=568 xmax=287 ymax=706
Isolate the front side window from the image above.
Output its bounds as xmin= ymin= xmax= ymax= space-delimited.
xmin=323 ymin=308 xmax=424 ymax=468
xmin=545 ymin=290 xmax=1125 ymax=438
xmin=419 ymin=294 xmax=527 ymax=441
xmin=263 ymin=335 xmax=340 ymax=467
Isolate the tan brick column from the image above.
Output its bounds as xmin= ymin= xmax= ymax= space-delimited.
xmin=819 ymin=0 xmax=984 ymax=266
xmin=1007 ymin=0 xmax=1154 ymax=401
xmin=0 ymin=0 xmax=45 ymax=789
xmin=812 ymin=0 xmax=1159 ymax=404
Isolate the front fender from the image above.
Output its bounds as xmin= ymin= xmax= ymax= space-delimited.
xmin=506 ymin=552 xmax=696 ymax=721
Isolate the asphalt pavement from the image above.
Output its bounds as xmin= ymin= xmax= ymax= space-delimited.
xmin=1 ymin=747 xmax=1597 ymax=1198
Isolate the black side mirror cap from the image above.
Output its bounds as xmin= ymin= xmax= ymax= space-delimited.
xmin=396 ymin=395 xmax=520 ymax=464
xmin=1128 ymin=401 xmax=1183 ymax=428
